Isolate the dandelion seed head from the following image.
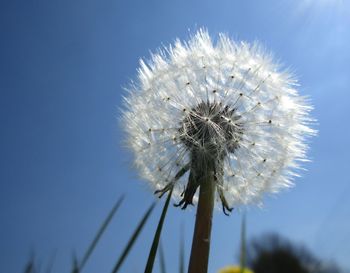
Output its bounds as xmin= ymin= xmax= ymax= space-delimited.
xmin=122 ymin=29 xmax=315 ymax=209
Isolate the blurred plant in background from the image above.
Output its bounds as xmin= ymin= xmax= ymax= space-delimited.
xmin=246 ymin=233 xmax=344 ymax=273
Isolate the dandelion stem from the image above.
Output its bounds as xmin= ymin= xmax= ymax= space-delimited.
xmin=187 ymin=170 xmax=215 ymax=273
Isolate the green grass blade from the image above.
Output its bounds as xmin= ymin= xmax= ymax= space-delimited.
xmin=71 ymin=253 xmax=79 ymax=273
xmin=79 ymin=195 xmax=125 ymax=271
xmin=111 ymin=202 xmax=156 ymax=273
xmin=23 ymin=252 xmax=36 ymax=273
xmin=144 ymin=187 xmax=173 ymax=273
xmin=239 ymin=213 xmax=246 ymax=273
xmin=158 ymin=240 xmax=167 ymax=273
xmin=23 ymin=259 xmax=35 ymax=273
xmin=179 ymin=223 xmax=185 ymax=273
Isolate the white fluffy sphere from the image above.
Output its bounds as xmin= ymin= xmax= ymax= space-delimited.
xmin=122 ymin=29 xmax=315 ymax=210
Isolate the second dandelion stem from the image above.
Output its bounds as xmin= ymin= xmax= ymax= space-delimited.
xmin=187 ymin=170 xmax=215 ymax=273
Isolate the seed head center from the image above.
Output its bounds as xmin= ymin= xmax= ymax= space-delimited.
xmin=179 ymin=101 xmax=243 ymax=155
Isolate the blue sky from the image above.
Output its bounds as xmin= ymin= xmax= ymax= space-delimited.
xmin=1 ymin=0 xmax=349 ymax=272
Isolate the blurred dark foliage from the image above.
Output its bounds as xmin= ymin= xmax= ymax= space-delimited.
xmin=246 ymin=233 xmax=344 ymax=273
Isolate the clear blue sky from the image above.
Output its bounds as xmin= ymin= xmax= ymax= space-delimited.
xmin=1 ymin=0 xmax=349 ymax=272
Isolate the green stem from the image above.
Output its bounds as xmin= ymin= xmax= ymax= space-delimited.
xmin=187 ymin=172 xmax=215 ymax=273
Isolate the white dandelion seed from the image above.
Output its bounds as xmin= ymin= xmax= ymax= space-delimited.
xmin=122 ymin=29 xmax=315 ymax=214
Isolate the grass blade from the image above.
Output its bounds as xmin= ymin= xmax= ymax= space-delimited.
xmin=144 ymin=187 xmax=173 ymax=273
xmin=23 ymin=259 xmax=35 ymax=273
xmin=111 ymin=202 xmax=156 ymax=273
xmin=239 ymin=213 xmax=246 ymax=273
xmin=23 ymin=252 xmax=36 ymax=273
xmin=158 ymin=240 xmax=167 ymax=273
xmin=179 ymin=223 xmax=185 ymax=273
xmin=71 ymin=253 xmax=79 ymax=273
xmin=79 ymin=195 xmax=125 ymax=271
